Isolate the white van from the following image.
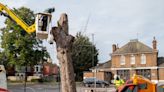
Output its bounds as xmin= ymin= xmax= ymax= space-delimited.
xmin=0 ymin=65 xmax=7 ymax=90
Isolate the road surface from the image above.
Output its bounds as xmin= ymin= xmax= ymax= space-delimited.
xmin=8 ymin=83 xmax=116 ymax=92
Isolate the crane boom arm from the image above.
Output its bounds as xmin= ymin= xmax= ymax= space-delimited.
xmin=0 ymin=3 xmax=35 ymax=33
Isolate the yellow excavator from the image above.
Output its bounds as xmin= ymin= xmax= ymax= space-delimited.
xmin=0 ymin=2 xmax=55 ymax=91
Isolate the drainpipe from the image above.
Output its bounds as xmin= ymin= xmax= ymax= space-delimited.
xmin=157 ymin=68 xmax=159 ymax=82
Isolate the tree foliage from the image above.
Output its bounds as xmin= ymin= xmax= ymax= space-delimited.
xmin=0 ymin=7 xmax=49 ymax=68
xmin=71 ymin=32 xmax=98 ymax=81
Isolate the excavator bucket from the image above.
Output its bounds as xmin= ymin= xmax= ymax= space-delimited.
xmin=35 ymin=13 xmax=52 ymax=39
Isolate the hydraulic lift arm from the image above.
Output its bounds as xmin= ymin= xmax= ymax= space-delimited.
xmin=0 ymin=2 xmax=35 ymax=34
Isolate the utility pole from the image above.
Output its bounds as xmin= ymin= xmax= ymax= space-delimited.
xmin=92 ymin=34 xmax=94 ymax=67
xmin=91 ymin=34 xmax=96 ymax=92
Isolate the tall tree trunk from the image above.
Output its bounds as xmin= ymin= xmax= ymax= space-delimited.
xmin=51 ymin=13 xmax=76 ymax=92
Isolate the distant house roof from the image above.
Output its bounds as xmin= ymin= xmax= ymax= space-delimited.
xmin=112 ymin=39 xmax=154 ymax=55
xmin=157 ymin=57 xmax=164 ymax=67
xmin=90 ymin=60 xmax=111 ymax=70
xmin=97 ymin=60 xmax=111 ymax=69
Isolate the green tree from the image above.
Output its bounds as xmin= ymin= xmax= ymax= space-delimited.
xmin=72 ymin=32 xmax=98 ymax=81
xmin=0 ymin=7 xmax=49 ymax=68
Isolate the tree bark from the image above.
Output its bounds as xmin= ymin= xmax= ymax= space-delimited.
xmin=51 ymin=13 xmax=76 ymax=92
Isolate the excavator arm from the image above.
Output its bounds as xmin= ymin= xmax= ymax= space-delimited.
xmin=0 ymin=3 xmax=35 ymax=34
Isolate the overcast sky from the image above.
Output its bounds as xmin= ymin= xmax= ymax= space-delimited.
xmin=0 ymin=0 xmax=164 ymax=64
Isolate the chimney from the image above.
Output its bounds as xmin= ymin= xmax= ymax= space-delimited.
xmin=112 ymin=44 xmax=117 ymax=52
xmin=116 ymin=44 xmax=119 ymax=50
xmin=152 ymin=37 xmax=157 ymax=50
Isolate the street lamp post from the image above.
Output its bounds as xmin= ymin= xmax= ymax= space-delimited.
xmin=94 ymin=66 xmax=96 ymax=92
xmin=94 ymin=63 xmax=99 ymax=92
xmin=91 ymin=34 xmax=97 ymax=92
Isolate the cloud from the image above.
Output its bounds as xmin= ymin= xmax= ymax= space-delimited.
xmin=0 ymin=0 xmax=164 ymax=63
xmin=0 ymin=0 xmax=28 ymax=8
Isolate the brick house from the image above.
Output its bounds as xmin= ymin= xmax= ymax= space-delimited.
xmin=43 ymin=62 xmax=59 ymax=76
xmin=83 ymin=60 xmax=113 ymax=83
xmin=111 ymin=38 xmax=164 ymax=83
xmin=6 ymin=59 xmax=59 ymax=81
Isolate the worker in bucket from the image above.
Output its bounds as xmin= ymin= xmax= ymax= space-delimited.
xmin=114 ymin=75 xmax=125 ymax=91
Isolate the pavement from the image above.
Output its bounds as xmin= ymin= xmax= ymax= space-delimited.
xmin=7 ymin=82 xmax=116 ymax=92
xmin=7 ymin=82 xmax=164 ymax=92
xmin=8 ymin=83 xmax=60 ymax=92
xmin=79 ymin=87 xmax=116 ymax=92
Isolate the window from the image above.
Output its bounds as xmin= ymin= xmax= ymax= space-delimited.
xmin=117 ymin=70 xmax=130 ymax=80
xmin=136 ymin=69 xmax=151 ymax=79
xmin=130 ymin=55 xmax=135 ymax=64
xmin=141 ymin=54 xmax=146 ymax=64
xmin=120 ymin=55 xmax=125 ymax=65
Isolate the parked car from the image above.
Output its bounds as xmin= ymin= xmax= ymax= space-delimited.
xmin=83 ymin=77 xmax=109 ymax=88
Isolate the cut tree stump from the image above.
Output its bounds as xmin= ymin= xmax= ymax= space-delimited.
xmin=51 ymin=13 xmax=76 ymax=92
